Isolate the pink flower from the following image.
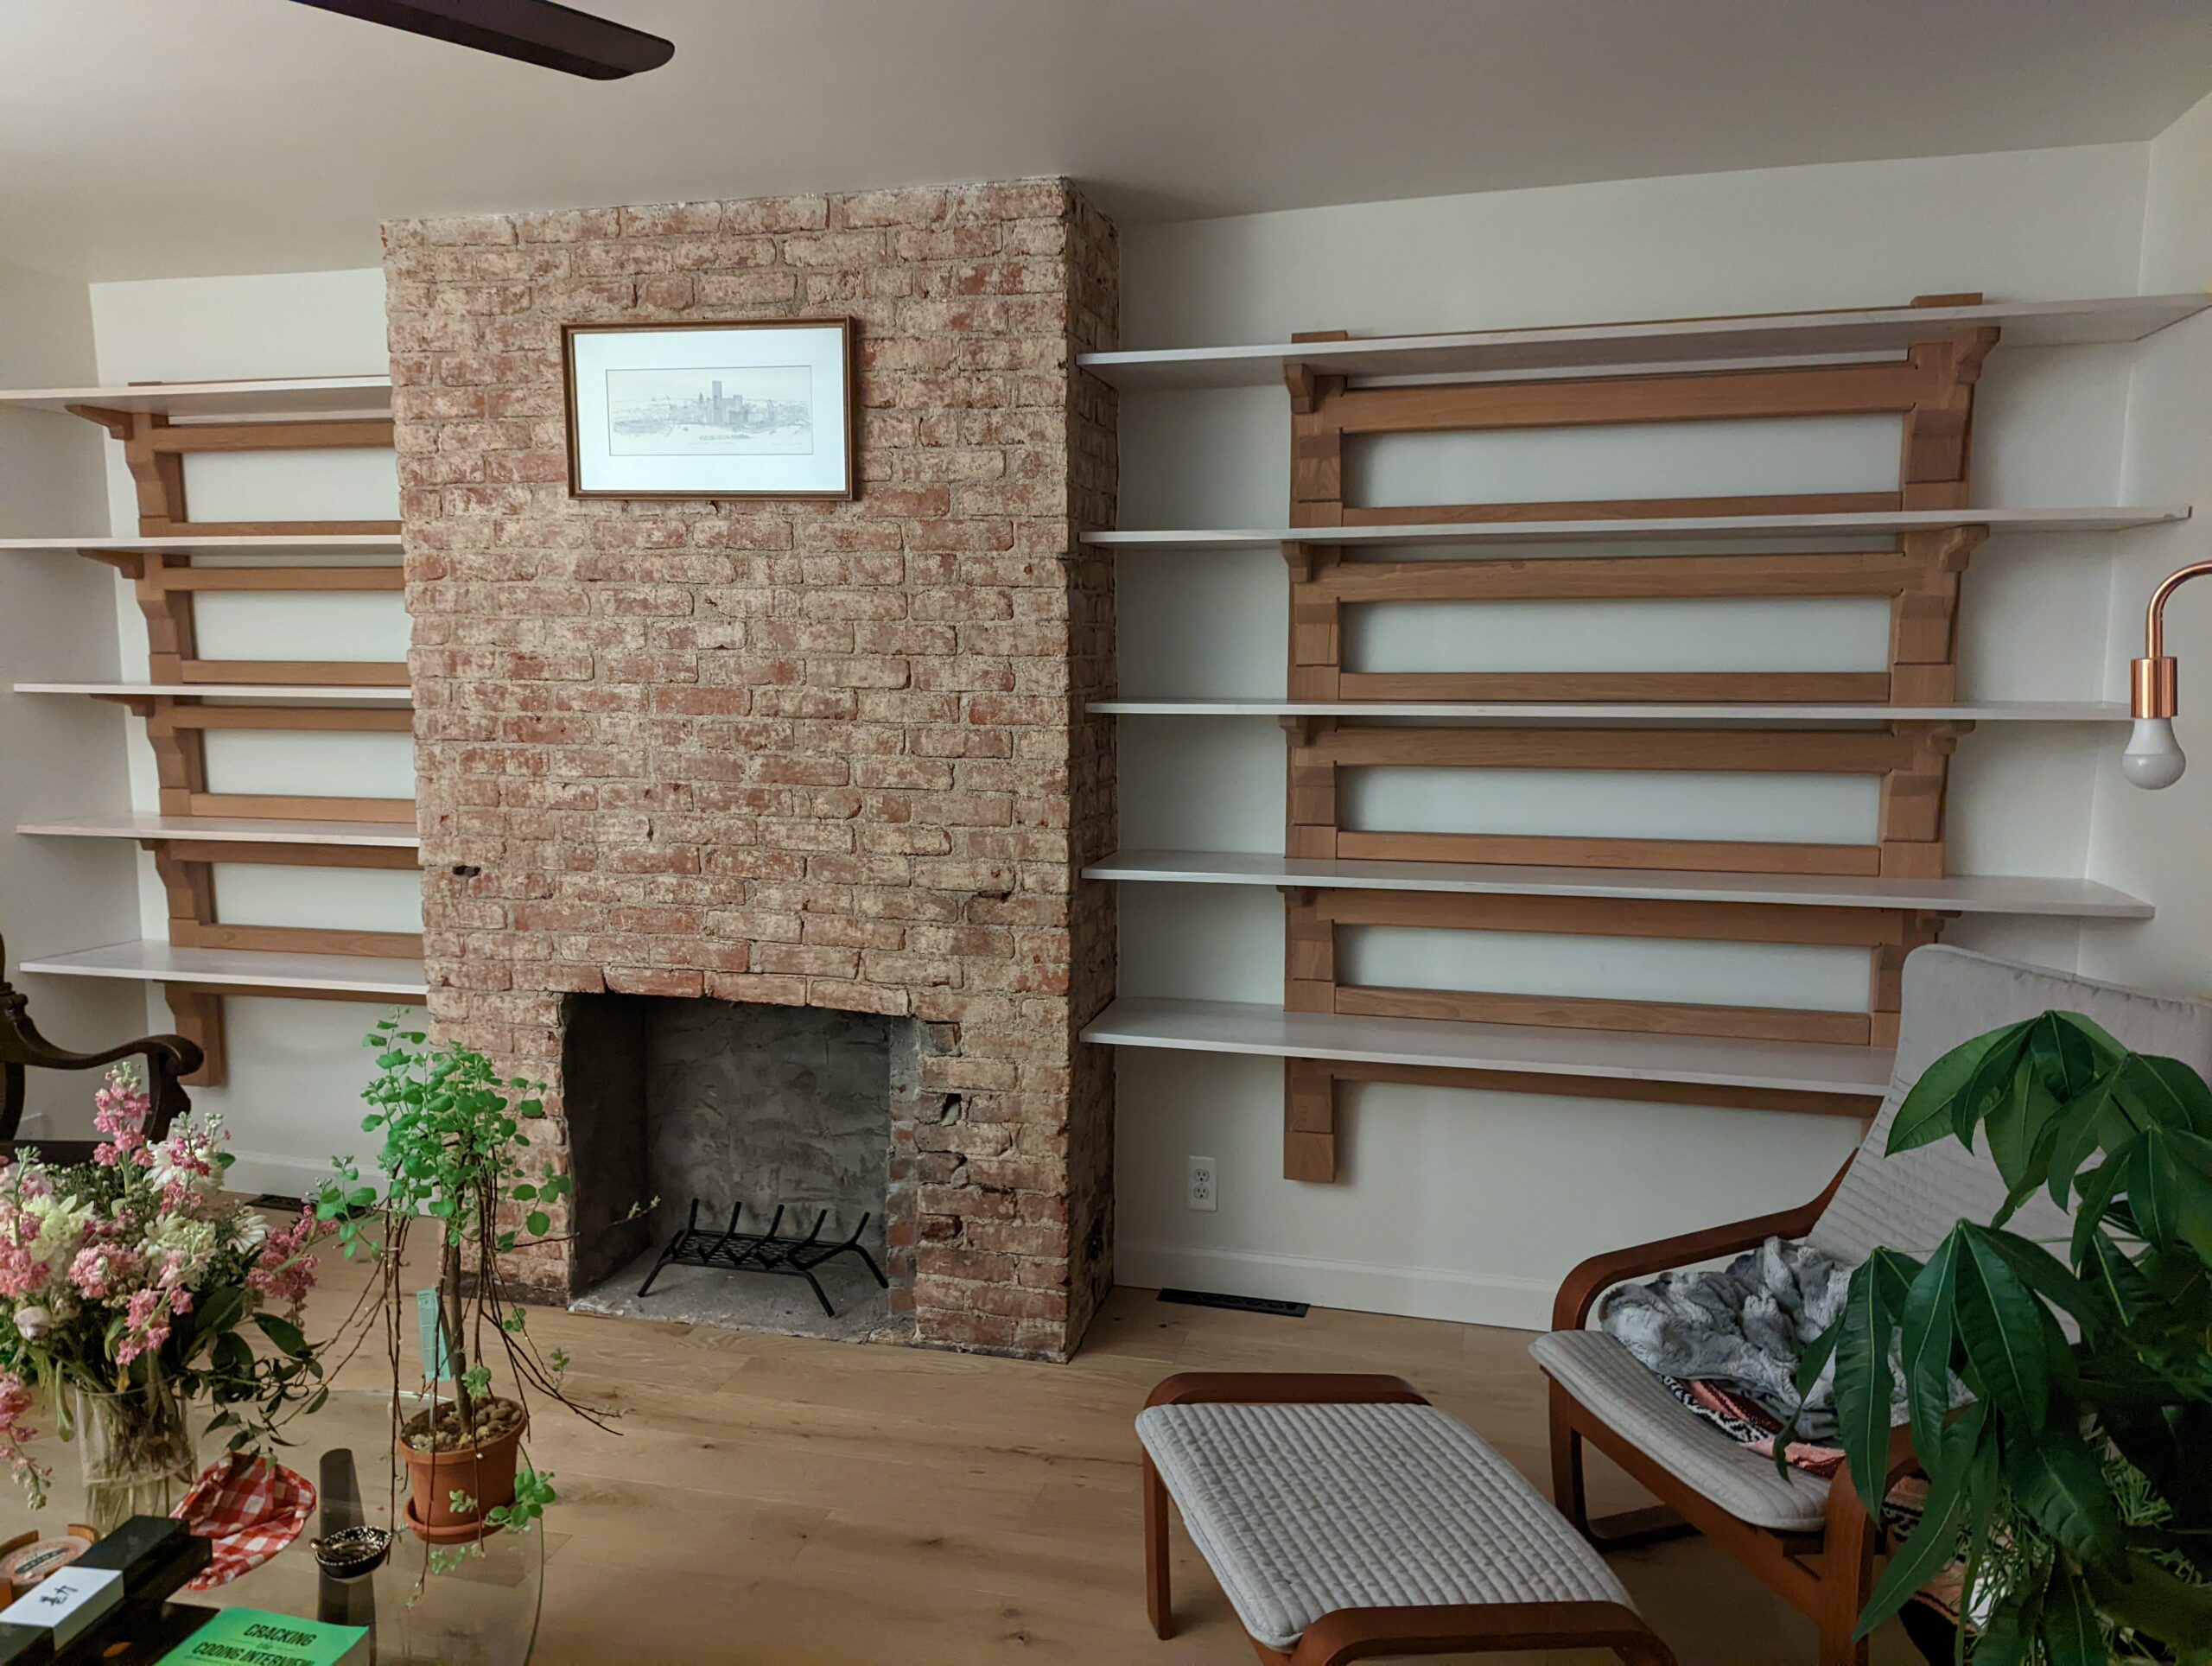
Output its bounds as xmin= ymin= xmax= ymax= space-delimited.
xmin=92 ymin=1065 xmax=152 ymax=1168
xmin=68 ymin=1243 xmax=138 ymax=1301
xmin=115 ymin=1287 xmax=174 ymax=1367
xmin=0 ymin=1241 xmax=49 ymax=1301
xmin=0 ymin=1372 xmax=47 ymax=1510
xmin=245 ymin=1208 xmax=321 ymax=1321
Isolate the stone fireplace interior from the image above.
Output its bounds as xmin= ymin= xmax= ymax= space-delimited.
xmin=562 ymin=994 xmax=920 ymax=1341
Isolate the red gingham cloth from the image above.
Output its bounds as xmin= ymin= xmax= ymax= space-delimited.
xmin=171 ymin=1453 xmax=318 ymax=1590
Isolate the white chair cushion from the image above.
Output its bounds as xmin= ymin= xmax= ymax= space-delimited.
xmin=1810 ymin=946 xmax=2212 ymax=1266
xmin=1530 ymin=1329 xmax=1829 ymax=1531
xmin=1136 ymin=1399 xmax=1631 ymax=1652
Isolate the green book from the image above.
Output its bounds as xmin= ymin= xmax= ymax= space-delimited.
xmin=157 ymin=1608 xmax=369 ymax=1666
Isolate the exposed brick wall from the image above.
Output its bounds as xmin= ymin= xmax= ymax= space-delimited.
xmin=384 ymin=178 xmax=1118 ymax=1362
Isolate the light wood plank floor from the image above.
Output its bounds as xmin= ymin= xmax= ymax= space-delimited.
xmin=290 ymin=1250 xmax=1922 ymax=1666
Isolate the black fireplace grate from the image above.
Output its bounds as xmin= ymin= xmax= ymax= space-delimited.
xmin=637 ymin=1198 xmax=889 ymax=1317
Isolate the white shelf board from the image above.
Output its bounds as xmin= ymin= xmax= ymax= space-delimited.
xmin=1081 ymin=997 xmax=1895 ymax=1098
xmin=0 ymin=376 xmax=392 ymax=423
xmin=1084 ymin=849 xmax=2152 ymax=920
xmin=0 ymin=535 xmax=402 ymax=556
xmin=1078 ymin=295 xmax=2212 ymax=390
xmin=1084 ymin=506 xmax=2191 ymax=550
xmin=17 ymin=940 xmax=426 ymax=998
xmin=15 ymin=682 xmax=411 ymax=705
xmin=19 ymin=814 xmax=420 ymax=850
xmin=1091 ymin=698 xmax=2129 ymax=725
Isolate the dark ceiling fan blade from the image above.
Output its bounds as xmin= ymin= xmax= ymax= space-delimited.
xmin=289 ymin=0 xmax=674 ymax=79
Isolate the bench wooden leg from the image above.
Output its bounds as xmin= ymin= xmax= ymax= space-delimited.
xmin=1284 ymin=1601 xmax=1677 ymax=1666
xmin=1548 ymin=1381 xmax=1590 ymax=1532
xmin=1142 ymin=1451 xmax=1173 ymax=1639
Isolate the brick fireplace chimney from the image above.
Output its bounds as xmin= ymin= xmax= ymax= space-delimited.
xmin=384 ymin=179 xmax=1118 ymax=1361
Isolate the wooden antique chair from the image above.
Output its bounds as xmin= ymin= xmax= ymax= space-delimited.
xmin=1534 ymin=945 xmax=2212 ymax=1665
xmin=0 ymin=934 xmax=201 ymax=1164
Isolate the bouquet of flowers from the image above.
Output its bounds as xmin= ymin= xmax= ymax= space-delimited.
xmin=0 ymin=1065 xmax=328 ymax=1527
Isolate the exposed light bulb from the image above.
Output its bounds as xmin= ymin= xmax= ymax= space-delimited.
xmin=2122 ymin=716 xmax=2186 ymax=790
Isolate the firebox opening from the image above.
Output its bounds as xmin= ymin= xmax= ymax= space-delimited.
xmin=562 ymin=993 xmax=914 ymax=1344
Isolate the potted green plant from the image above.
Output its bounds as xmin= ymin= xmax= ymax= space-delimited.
xmin=1801 ymin=1010 xmax=2212 ymax=1661
xmin=317 ymin=1014 xmax=607 ymax=1548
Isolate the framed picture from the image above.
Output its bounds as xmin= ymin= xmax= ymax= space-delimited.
xmin=561 ymin=318 xmax=855 ymax=499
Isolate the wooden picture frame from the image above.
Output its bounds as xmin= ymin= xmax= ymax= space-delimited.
xmin=561 ymin=317 xmax=855 ymax=499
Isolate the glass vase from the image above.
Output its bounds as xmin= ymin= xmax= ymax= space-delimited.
xmin=73 ymin=1381 xmax=199 ymax=1535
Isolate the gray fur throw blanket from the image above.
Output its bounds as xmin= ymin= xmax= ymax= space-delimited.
xmin=1597 ymin=1236 xmax=1857 ymax=1438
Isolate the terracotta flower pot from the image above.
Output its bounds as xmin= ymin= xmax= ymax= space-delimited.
xmin=399 ymin=1401 xmax=527 ymax=1545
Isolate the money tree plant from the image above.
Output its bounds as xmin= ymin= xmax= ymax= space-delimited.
xmin=316 ymin=1014 xmax=613 ymax=1548
xmin=1799 ymin=1010 xmax=2212 ymax=1663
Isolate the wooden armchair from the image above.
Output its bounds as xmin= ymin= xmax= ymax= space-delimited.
xmin=0 ymin=934 xmax=200 ymax=1163
xmin=1533 ymin=945 xmax=2212 ymax=1666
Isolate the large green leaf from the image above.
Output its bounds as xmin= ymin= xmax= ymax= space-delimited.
xmin=1952 ymin=1021 xmax=2042 ymax=1149
xmin=1887 ymin=1019 xmax=2032 ymax=1156
xmin=1833 ymin=1250 xmax=1912 ymax=1514
xmin=2127 ymin=1129 xmax=2187 ymax=1248
xmin=1985 ymin=1014 xmax=2109 ymax=1205
xmin=2005 ymin=1421 xmax=2125 ymax=1574
xmin=2046 ymin=1059 xmax=2139 ymax=1209
xmin=1770 ymin=1312 xmax=1843 ymax=1480
xmin=2071 ymin=1148 xmax=2135 ymax=1267
xmin=1984 ymin=1068 xmax=2053 ymax=1208
xmin=1853 ymin=1402 xmax=1988 ymax=1639
xmin=2032 ymin=1011 xmax=2125 ymax=1096
xmin=2118 ymin=1051 xmax=2212 ymax=1136
xmin=2086 ymin=1550 xmax=2212 ymax=1653
xmin=2037 ymin=1564 xmax=2105 ymax=1666
xmin=1970 ymin=1591 xmax=2037 ymax=1666
xmin=1955 ymin=1230 xmax=2050 ymax=1428
xmin=1898 ymin=1230 xmax=1961 ymax=1467
xmin=2078 ymin=1230 xmax=2158 ymax=1331
xmin=1969 ymin=1224 xmax=2113 ymax=1339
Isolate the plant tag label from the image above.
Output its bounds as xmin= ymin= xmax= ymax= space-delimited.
xmin=0 ymin=1564 xmax=121 ymax=1649
xmin=416 ymin=1287 xmax=452 ymax=1385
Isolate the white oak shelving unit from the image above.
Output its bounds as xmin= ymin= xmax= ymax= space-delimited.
xmin=1084 ymin=850 xmax=2152 ymax=920
xmin=16 ymin=942 xmax=426 ymax=999
xmin=1077 ymin=294 xmax=2212 ymax=389
xmin=0 ymin=377 xmax=393 ymax=422
xmin=0 ymin=535 xmax=404 ymax=557
xmin=16 ymin=683 xmax=412 ymax=704
xmin=1091 ymin=699 xmax=2130 ymax=723
xmin=2 ymin=372 xmax=420 ymax=1084
xmin=1082 ymin=290 xmax=2193 ymax=1181
xmin=1085 ymin=507 xmax=2191 ymax=550
xmin=1079 ymin=999 xmax=1897 ymax=1100
xmin=20 ymin=814 xmax=421 ymax=851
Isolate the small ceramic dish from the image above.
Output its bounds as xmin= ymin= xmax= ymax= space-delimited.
xmin=310 ymin=1524 xmax=393 ymax=1580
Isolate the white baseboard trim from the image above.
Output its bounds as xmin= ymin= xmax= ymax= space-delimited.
xmin=1117 ymin=1243 xmax=1558 ymax=1332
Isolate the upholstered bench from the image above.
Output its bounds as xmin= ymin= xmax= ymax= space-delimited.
xmin=1139 ymin=1372 xmax=1675 ymax=1665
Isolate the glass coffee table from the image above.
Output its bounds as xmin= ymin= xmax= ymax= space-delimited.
xmin=1 ymin=1388 xmax=541 ymax=1664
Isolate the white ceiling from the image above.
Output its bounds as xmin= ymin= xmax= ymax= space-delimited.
xmin=5 ymin=0 xmax=2212 ymax=282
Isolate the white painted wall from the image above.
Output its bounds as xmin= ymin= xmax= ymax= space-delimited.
xmin=79 ymin=268 xmax=405 ymax=1195
xmin=0 ymin=260 xmax=144 ymax=1130
xmin=1112 ymin=143 xmax=2177 ymax=1328
xmin=2082 ymin=89 xmax=2212 ymax=997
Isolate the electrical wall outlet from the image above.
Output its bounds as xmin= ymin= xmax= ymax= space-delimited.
xmin=1186 ymin=1155 xmax=1218 ymax=1212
